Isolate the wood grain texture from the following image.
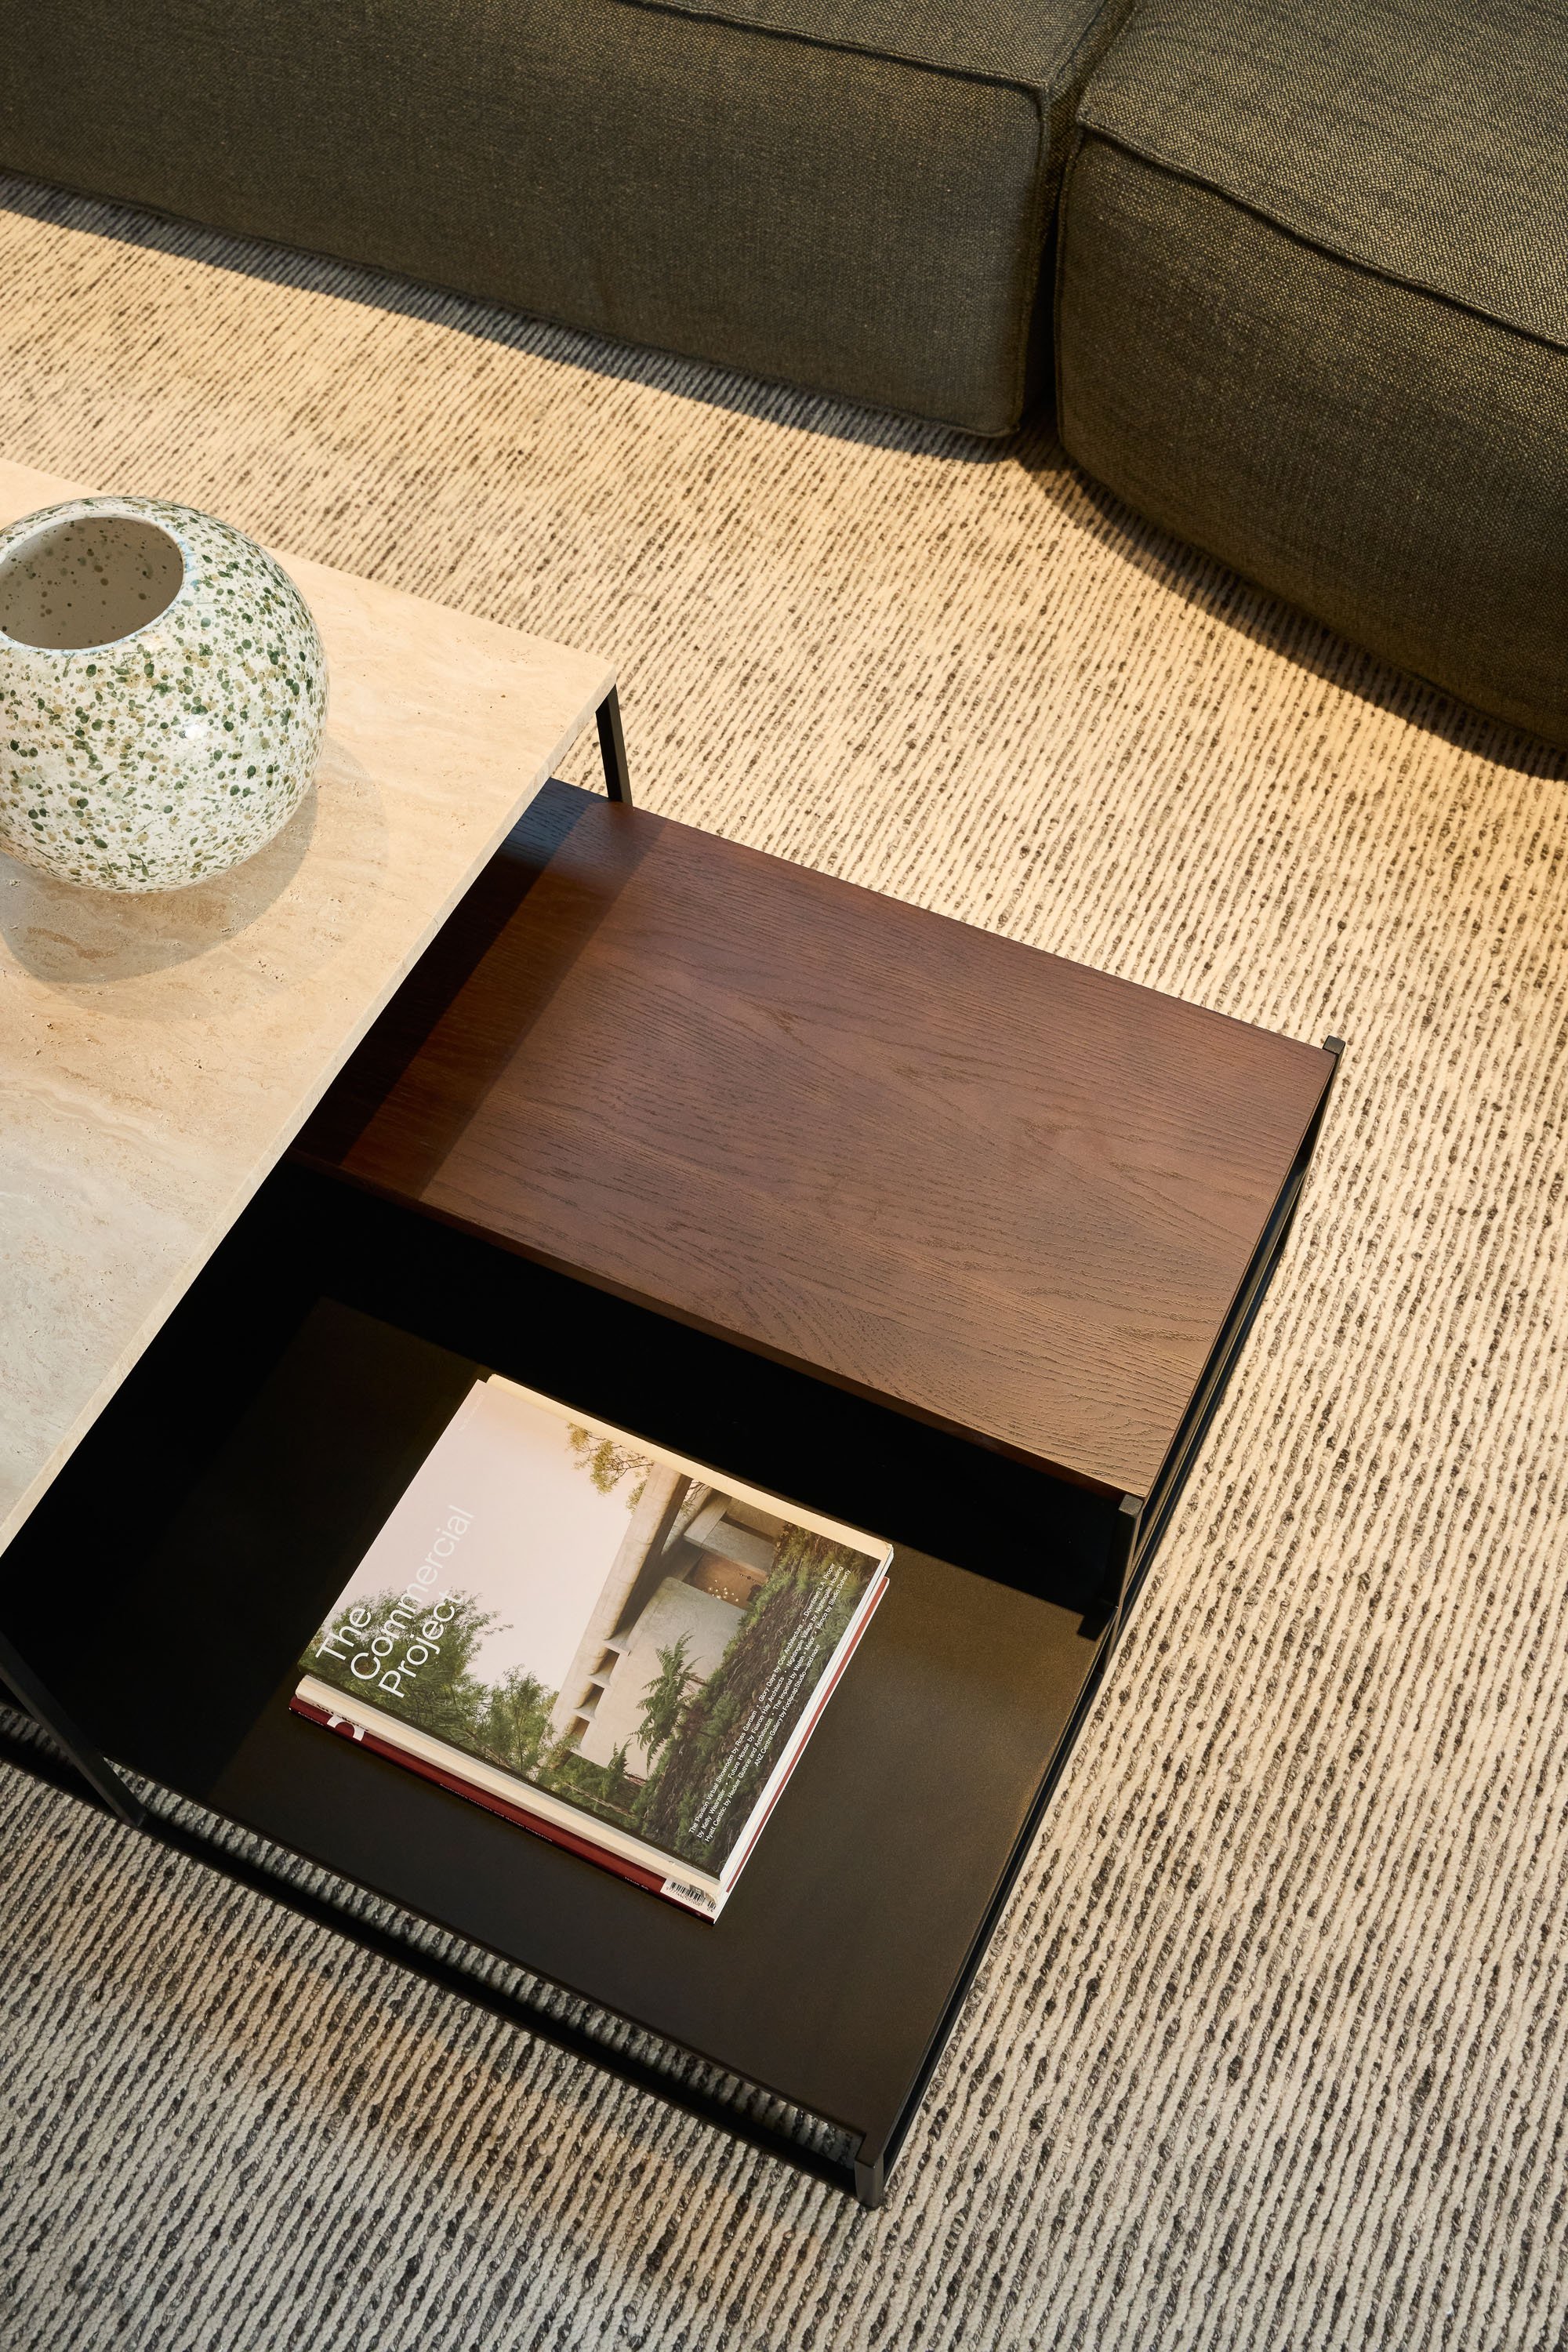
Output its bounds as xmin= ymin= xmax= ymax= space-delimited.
xmin=303 ymin=786 xmax=1332 ymax=1495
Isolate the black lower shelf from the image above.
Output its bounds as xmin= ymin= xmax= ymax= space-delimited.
xmin=0 ymin=1167 xmax=1129 ymax=2203
xmin=0 ymin=1702 xmax=863 ymax=2187
xmin=0 ymin=1125 xmax=1316 ymax=2205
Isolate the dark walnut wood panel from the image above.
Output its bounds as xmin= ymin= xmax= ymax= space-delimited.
xmin=298 ymin=784 xmax=1334 ymax=1498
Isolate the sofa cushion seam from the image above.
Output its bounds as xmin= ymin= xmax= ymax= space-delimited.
xmin=1000 ymin=92 xmax=1054 ymax=430
xmin=610 ymin=0 xmax=1088 ymax=96
xmin=1073 ymin=124 xmax=1568 ymax=361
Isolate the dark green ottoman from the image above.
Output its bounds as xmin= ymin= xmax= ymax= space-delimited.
xmin=1057 ymin=0 xmax=1568 ymax=746
xmin=0 ymin=0 xmax=1127 ymax=436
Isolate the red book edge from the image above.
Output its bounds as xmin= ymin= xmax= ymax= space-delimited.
xmin=289 ymin=1692 xmax=696 ymax=1909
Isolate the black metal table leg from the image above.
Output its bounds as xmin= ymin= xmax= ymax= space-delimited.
xmin=596 ymin=685 xmax=631 ymax=805
xmin=0 ymin=1626 xmax=143 ymax=1827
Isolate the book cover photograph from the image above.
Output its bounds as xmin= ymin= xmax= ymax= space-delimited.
xmin=293 ymin=1374 xmax=891 ymax=1916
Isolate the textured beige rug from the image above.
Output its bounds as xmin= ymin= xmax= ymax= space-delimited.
xmin=2 ymin=170 xmax=1567 ymax=2352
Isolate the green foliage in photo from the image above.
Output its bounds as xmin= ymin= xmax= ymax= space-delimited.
xmin=303 ymin=1524 xmax=872 ymax=1871
xmin=305 ymin=1584 xmax=503 ymax=1750
xmin=307 ymin=1586 xmax=556 ymax=1780
xmin=566 ymin=1424 xmax=651 ymax=1511
xmin=633 ymin=1530 xmax=867 ymax=1872
xmin=636 ymin=1632 xmax=700 ymax=1762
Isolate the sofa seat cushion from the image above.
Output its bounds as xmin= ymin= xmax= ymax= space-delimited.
xmin=1056 ymin=0 xmax=1568 ymax=743
xmin=0 ymin=0 xmax=1127 ymax=435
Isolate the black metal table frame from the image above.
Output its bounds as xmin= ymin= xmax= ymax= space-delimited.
xmin=0 ymin=689 xmax=1340 ymax=2205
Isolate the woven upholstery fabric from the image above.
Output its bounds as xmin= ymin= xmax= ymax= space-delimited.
xmin=0 ymin=0 xmax=1123 ymax=434
xmin=1076 ymin=0 xmax=1568 ymax=347
xmin=640 ymin=0 xmax=1117 ymax=82
xmin=1057 ymin=0 xmax=1568 ymax=746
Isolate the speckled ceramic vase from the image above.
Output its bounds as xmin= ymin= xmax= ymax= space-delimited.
xmin=0 ymin=495 xmax=328 ymax=891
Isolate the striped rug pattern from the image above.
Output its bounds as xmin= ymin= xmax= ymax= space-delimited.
xmin=2 ymin=172 xmax=1566 ymax=2352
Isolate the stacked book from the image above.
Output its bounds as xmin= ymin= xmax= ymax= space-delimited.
xmin=296 ymin=1371 xmax=889 ymax=1918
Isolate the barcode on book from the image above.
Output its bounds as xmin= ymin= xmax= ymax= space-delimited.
xmin=662 ymin=1878 xmax=720 ymax=1917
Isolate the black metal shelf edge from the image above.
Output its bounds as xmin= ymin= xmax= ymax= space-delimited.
xmin=0 ymin=1094 xmax=1336 ymax=2207
xmin=0 ymin=1169 xmax=1109 ymax=2201
xmin=0 ymin=1708 xmax=862 ymax=2195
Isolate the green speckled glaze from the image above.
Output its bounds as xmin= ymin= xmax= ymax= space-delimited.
xmin=0 ymin=495 xmax=328 ymax=892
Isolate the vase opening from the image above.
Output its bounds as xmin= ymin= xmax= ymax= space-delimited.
xmin=0 ymin=514 xmax=184 ymax=651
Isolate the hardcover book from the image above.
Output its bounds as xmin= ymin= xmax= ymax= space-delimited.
xmin=293 ymin=1374 xmax=891 ymax=1916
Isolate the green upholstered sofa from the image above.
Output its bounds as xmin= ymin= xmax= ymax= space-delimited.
xmin=0 ymin=0 xmax=1129 ymax=438
xmin=3 ymin=0 xmax=1563 ymax=746
xmin=1054 ymin=0 xmax=1568 ymax=750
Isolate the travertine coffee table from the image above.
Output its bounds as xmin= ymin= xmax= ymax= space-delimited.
xmin=0 ymin=457 xmax=619 ymax=1804
xmin=0 ymin=457 xmax=615 ymax=1553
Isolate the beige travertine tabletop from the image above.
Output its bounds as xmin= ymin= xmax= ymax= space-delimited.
xmin=0 ymin=458 xmax=614 ymax=1552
